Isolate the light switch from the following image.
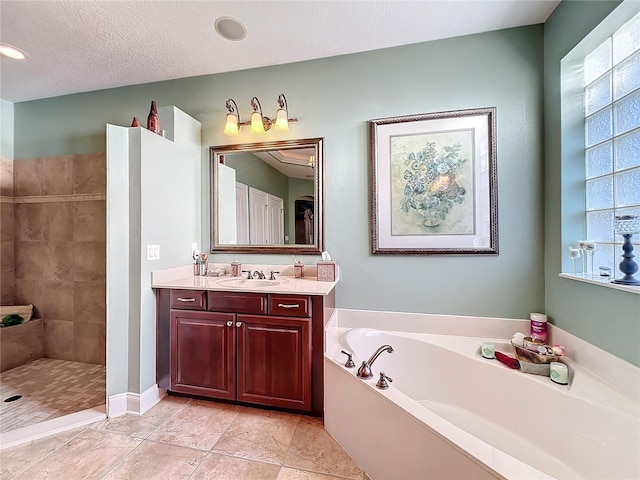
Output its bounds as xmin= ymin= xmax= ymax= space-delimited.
xmin=147 ymin=244 xmax=160 ymax=260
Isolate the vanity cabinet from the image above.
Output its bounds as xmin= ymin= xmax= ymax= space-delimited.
xmin=157 ymin=287 xmax=332 ymax=415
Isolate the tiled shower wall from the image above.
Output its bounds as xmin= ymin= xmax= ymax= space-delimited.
xmin=9 ymin=153 xmax=106 ymax=365
xmin=1 ymin=159 xmax=14 ymax=304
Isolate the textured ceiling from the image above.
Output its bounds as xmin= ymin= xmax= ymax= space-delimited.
xmin=0 ymin=0 xmax=560 ymax=103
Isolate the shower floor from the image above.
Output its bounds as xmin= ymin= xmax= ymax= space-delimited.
xmin=0 ymin=358 xmax=105 ymax=434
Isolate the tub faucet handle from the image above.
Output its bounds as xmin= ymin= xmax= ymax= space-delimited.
xmin=376 ymin=371 xmax=393 ymax=390
xmin=340 ymin=350 xmax=356 ymax=368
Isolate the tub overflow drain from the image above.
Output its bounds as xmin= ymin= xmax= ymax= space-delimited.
xmin=4 ymin=395 xmax=22 ymax=403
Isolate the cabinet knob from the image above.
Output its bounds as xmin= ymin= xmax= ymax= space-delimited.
xmin=235 ymin=321 xmax=243 ymax=327
xmin=226 ymin=321 xmax=233 ymax=327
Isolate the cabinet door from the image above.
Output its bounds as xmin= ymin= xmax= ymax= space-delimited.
xmin=170 ymin=310 xmax=236 ymax=399
xmin=236 ymin=314 xmax=311 ymax=411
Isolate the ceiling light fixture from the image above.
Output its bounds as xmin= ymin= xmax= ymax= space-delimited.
xmin=214 ymin=16 xmax=247 ymax=41
xmin=0 ymin=43 xmax=27 ymax=60
xmin=223 ymin=94 xmax=298 ymax=136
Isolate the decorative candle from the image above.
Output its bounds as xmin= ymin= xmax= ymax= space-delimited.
xmin=481 ymin=342 xmax=495 ymax=359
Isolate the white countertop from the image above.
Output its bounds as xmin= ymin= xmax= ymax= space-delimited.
xmin=152 ymin=265 xmax=337 ymax=296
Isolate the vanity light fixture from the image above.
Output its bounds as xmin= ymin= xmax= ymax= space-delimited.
xmin=223 ymin=99 xmax=241 ymax=136
xmin=223 ymin=94 xmax=298 ymax=136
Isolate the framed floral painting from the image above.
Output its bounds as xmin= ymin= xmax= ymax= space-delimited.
xmin=369 ymin=107 xmax=498 ymax=255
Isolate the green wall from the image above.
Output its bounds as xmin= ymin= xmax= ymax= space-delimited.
xmin=544 ymin=1 xmax=640 ymax=366
xmin=13 ymin=25 xmax=546 ymax=324
xmin=1 ymin=99 xmax=14 ymax=160
xmin=8 ymin=22 xmax=561 ymax=404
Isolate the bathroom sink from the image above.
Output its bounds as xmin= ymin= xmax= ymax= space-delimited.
xmin=216 ymin=278 xmax=284 ymax=288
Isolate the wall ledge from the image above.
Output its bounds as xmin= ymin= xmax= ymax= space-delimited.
xmin=559 ymin=273 xmax=640 ymax=295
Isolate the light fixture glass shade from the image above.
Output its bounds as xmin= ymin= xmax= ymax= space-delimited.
xmin=615 ymin=214 xmax=640 ymax=234
xmin=223 ymin=114 xmax=239 ymax=136
xmin=250 ymin=112 xmax=266 ymax=134
xmin=274 ymin=108 xmax=289 ymax=132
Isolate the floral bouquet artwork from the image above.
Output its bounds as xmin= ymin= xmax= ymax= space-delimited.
xmin=391 ymin=132 xmax=474 ymax=236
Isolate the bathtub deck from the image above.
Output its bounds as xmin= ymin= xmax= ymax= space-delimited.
xmin=0 ymin=358 xmax=105 ymax=433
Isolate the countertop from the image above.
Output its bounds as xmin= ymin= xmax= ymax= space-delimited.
xmin=152 ymin=265 xmax=337 ymax=296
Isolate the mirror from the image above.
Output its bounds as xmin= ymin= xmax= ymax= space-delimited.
xmin=210 ymin=138 xmax=324 ymax=254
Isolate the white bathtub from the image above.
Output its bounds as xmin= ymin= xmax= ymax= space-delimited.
xmin=324 ymin=314 xmax=640 ymax=480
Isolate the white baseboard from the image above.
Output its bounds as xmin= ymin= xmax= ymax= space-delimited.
xmin=0 ymin=405 xmax=106 ymax=450
xmin=107 ymin=385 xmax=166 ymax=418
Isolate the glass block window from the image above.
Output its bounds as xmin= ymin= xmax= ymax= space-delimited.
xmin=584 ymin=11 xmax=640 ymax=271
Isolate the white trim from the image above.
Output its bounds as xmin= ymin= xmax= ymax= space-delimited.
xmin=0 ymin=405 xmax=106 ymax=450
xmin=107 ymin=385 xmax=166 ymax=418
xmin=559 ymin=272 xmax=640 ymax=294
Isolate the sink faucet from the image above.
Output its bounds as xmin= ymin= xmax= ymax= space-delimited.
xmin=253 ymin=270 xmax=265 ymax=279
xmin=357 ymin=344 xmax=394 ymax=379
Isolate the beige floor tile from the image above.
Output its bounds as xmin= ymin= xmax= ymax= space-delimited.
xmin=283 ymin=417 xmax=363 ymax=480
xmin=148 ymin=399 xmax=239 ymax=451
xmin=13 ymin=429 xmax=140 ymax=479
xmin=189 ymin=452 xmax=281 ymax=480
xmin=92 ymin=395 xmax=190 ymax=438
xmin=276 ymin=467 xmax=358 ymax=480
xmin=101 ymin=439 xmax=206 ymax=480
xmin=0 ymin=434 xmax=68 ymax=480
xmin=212 ymin=407 xmax=301 ymax=465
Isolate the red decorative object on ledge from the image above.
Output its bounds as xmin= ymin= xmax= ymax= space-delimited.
xmin=131 ymin=117 xmax=140 ymax=127
xmin=147 ymin=101 xmax=160 ymax=134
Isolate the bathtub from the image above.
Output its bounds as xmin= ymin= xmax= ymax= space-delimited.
xmin=324 ymin=311 xmax=640 ymax=480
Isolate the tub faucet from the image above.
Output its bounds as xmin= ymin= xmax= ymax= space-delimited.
xmin=357 ymin=344 xmax=394 ymax=379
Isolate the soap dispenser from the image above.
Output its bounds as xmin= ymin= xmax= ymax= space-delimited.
xmin=231 ymin=257 xmax=241 ymax=277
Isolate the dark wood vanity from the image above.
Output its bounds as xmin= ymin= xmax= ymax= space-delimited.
xmin=156 ymin=286 xmax=334 ymax=416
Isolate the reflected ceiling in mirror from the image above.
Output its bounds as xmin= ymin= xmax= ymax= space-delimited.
xmin=210 ymin=138 xmax=324 ymax=254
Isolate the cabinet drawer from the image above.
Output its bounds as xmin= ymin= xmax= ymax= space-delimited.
xmin=169 ymin=290 xmax=206 ymax=310
xmin=268 ymin=295 xmax=311 ymax=317
xmin=208 ymin=291 xmax=267 ymax=314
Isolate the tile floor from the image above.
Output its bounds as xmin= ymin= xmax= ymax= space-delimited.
xmin=0 ymin=395 xmax=367 ymax=480
xmin=0 ymin=358 xmax=106 ymax=433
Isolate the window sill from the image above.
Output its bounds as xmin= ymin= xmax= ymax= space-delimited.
xmin=559 ymin=273 xmax=640 ymax=294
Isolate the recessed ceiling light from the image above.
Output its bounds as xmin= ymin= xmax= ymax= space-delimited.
xmin=0 ymin=43 xmax=27 ymax=60
xmin=214 ymin=16 xmax=247 ymax=41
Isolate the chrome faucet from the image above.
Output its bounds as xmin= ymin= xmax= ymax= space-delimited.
xmin=357 ymin=344 xmax=394 ymax=379
xmin=252 ymin=270 xmax=266 ymax=279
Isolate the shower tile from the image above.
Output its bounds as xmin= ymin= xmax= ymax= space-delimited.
xmin=73 ymin=280 xmax=106 ymax=323
xmin=73 ymin=241 xmax=106 ymax=281
xmin=13 ymin=159 xmax=42 ymax=197
xmin=74 ymin=322 xmax=106 ymax=365
xmin=73 ymin=200 xmax=106 ymax=242
xmin=42 ymin=241 xmax=74 ymax=281
xmin=1 ymin=240 xmax=14 ymax=272
xmin=73 ymin=153 xmax=106 ymax=195
xmin=0 ymin=158 xmax=13 ymax=196
xmin=1 ymin=203 xmax=14 ymax=241
xmin=41 ymin=280 xmax=74 ymax=320
xmin=1 ymin=270 xmax=14 ymax=304
xmin=14 ymin=241 xmax=43 ymax=279
xmin=42 ymin=202 xmax=73 ymax=241
xmin=44 ymin=319 xmax=74 ymax=360
xmin=15 ymin=203 xmax=43 ymax=241
xmin=42 ymin=156 xmax=73 ymax=195
xmin=14 ymin=279 xmax=42 ymax=312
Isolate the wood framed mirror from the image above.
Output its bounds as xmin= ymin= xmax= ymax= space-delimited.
xmin=210 ymin=138 xmax=324 ymax=254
